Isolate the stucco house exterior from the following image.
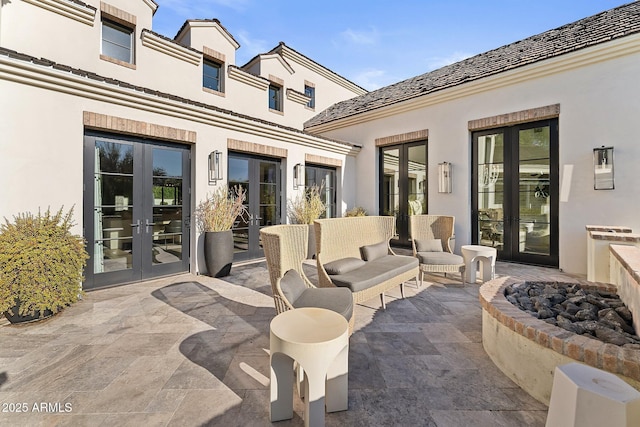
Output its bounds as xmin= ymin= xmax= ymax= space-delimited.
xmin=0 ymin=0 xmax=365 ymax=289
xmin=1 ymin=0 xmax=639 ymax=289
xmin=307 ymin=1 xmax=640 ymax=276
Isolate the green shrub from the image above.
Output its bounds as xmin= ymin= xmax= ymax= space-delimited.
xmin=345 ymin=206 xmax=368 ymax=217
xmin=0 ymin=207 xmax=88 ymax=318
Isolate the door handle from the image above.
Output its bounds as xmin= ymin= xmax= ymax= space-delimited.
xmin=145 ymin=219 xmax=156 ymax=233
xmin=130 ymin=220 xmax=141 ymax=234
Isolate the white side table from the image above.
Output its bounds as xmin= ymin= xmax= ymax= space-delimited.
xmin=270 ymin=307 xmax=349 ymax=427
xmin=461 ymin=244 xmax=497 ymax=284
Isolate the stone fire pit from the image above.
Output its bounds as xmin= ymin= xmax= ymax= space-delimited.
xmin=480 ymin=276 xmax=640 ymax=405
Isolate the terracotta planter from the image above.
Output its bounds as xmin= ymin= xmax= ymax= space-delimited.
xmin=204 ymin=230 xmax=234 ymax=277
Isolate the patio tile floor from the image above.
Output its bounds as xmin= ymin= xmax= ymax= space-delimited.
xmin=0 ymin=260 xmax=578 ymax=426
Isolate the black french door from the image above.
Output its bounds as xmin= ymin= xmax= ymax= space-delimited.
xmin=83 ymin=133 xmax=191 ymax=289
xmin=380 ymin=141 xmax=427 ymax=246
xmin=228 ymin=153 xmax=281 ymax=261
xmin=472 ymin=119 xmax=558 ymax=266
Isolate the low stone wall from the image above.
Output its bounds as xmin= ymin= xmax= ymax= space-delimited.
xmin=480 ymin=276 xmax=640 ymax=405
xmin=610 ymin=245 xmax=640 ymax=338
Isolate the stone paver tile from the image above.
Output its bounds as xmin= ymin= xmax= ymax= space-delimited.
xmin=167 ymin=389 xmax=244 ymax=426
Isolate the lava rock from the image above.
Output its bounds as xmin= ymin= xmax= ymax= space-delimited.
xmin=599 ymin=308 xmax=635 ymax=334
xmin=595 ymin=326 xmax=633 ymax=345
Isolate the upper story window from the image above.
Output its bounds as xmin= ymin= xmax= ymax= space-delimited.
xmin=102 ymin=19 xmax=134 ymax=64
xmin=269 ymin=84 xmax=282 ymax=112
xmin=203 ymin=59 xmax=223 ymax=92
xmin=304 ymin=85 xmax=315 ymax=109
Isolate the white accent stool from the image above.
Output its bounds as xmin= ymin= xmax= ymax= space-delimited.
xmin=461 ymin=245 xmax=497 ymax=284
xmin=546 ymin=363 xmax=640 ymax=427
xmin=270 ymin=307 xmax=349 ymax=427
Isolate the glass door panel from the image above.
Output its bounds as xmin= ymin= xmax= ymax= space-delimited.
xmin=84 ymin=134 xmax=191 ymax=289
xmin=380 ymin=142 xmax=427 ymax=245
xmin=472 ymin=120 xmax=557 ymax=267
xmin=477 ymin=133 xmax=505 ymax=250
xmin=229 ymin=156 xmax=250 ymax=256
xmin=381 ymin=148 xmax=400 ymax=239
xmin=229 ymin=153 xmax=281 ymax=261
xmin=408 ymin=145 xmax=427 ymax=216
xmin=93 ymin=140 xmax=136 ymax=276
xmin=150 ymin=148 xmax=184 ymax=267
xmin=518 ymin=126 xmax=551 ymax=256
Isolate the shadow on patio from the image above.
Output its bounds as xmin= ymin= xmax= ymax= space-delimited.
xmin=0 ymin=260 xmax=557 ymax=426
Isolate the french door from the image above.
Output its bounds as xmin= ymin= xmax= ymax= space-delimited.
xmin=472 ymin=119 xmax=558 ymax=266
xmin=228 ymin=153 xmax=281 ymax=261
xmin=380 ymin=141 xmax=427 ymax=246
xmin=83 ymin=133 xmax=191 ymax=289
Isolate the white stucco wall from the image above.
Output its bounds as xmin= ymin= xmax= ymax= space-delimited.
xmin=318 ymin=39 xmax=640 ymax=275
xmin=0 ymin=1 xmax=364 ymax=133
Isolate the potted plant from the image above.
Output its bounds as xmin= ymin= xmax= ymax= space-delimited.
xmin=288 ymin=185 xmax=325 ymax=259
xmin=195 ymin=185 xmax=247 ymax=277
xmin=0 ymin=207 xmax=88 ymax=324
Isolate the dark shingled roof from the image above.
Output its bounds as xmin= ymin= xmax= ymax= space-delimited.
xmin=305 ymin=1 xmax=640 ymax=129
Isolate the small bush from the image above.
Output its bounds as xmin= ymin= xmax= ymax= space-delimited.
xmin=288 ymin=185 xmax=325 ymax=224
xmin=195 ymin=185 xmax=248 ymax=232
xmin=0 ymin=207 xmax=88 ymax=317
xmin=345 ymin=206 xmax=368 ymax=217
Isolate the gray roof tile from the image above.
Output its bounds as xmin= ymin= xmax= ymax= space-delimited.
xmin=305 ymin=2 xmax=640 ymax=129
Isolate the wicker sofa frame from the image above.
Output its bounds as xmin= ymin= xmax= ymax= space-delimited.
xmin=261 ymin=224 xmax=355 ymax=334
xmin=314 ymin=216 xmax=419 ymax=307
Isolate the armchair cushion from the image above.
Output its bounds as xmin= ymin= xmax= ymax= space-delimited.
xmin=360 ymin=240 xmax=389 ymax=261
xmin=415 ymin=239 xmax=443 ymax=252
xmin=416 ymin=251 xmax=463 ymax=265
xmin=293 ymin=287 xmax=354 ymax=321
xmin=324 ymin=257 xmax=366 ymax=275
xmin=279 ymin=269 xmax=307 ymax=304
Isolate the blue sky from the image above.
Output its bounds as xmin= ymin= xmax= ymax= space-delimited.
xmin=152 ymin=1 xmax=630 ymax=90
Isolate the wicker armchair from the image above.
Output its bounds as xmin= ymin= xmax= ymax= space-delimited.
xmin=260 ymin=224 xmax=355 ymax=334
xmin=409 ymin=215 xmax=465 ymax=287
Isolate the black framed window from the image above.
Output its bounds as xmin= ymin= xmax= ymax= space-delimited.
xmin=203 ymin=59 xmax=223 ymax=92
xmin=304 ymin=85 xmax=315 ymax=109
xmin=269 ymin=84 xmax=282 ymax=111
xmin=305 ymin=164 xmax=337 ymax=218
xmin=101 ymin=19 xmax=134 ymax=64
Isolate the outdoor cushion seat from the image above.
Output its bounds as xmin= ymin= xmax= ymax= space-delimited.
xmin=293 ymin=287 xmax=354 ymax=321
xmin=416 ymin=251 xmax=464 ymax=265
xmin=329 ymin=255 xmax=418 ymax=293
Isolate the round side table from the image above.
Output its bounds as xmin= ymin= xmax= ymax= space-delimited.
xmin=270 ymin=307 xmax=349 ymax=427
xmin=461 ymin=244 xmax=497 ymax=284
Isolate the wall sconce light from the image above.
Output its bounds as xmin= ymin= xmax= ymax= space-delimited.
xmin=293 ymin=163 xmax=304 ymax=189
xmin=438 ymin=162 xmax=452 ymax=193
xmin=593 ymin=146 xmax=614 ymax=190
xmin=209 ymin=150 xmax=222 ymax=184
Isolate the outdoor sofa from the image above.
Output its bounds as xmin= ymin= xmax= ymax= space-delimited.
xmin=314 ymin=216 xmax=419 ymax=309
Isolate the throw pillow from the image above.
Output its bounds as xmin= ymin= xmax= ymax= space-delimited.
xmin=360 ymin=240 xmax=389 ymax=261
xmin=324 ymin=257 xmax=366 ymax=275
xmin=415 ymin=239 xmax=443 ymax=252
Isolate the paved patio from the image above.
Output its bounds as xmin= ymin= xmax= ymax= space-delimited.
xmin=0 ymin=260 xmax=577 ymax=426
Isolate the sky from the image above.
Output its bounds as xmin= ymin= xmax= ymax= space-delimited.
xmin=151 ymin=1 xmax=631 ymax=91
